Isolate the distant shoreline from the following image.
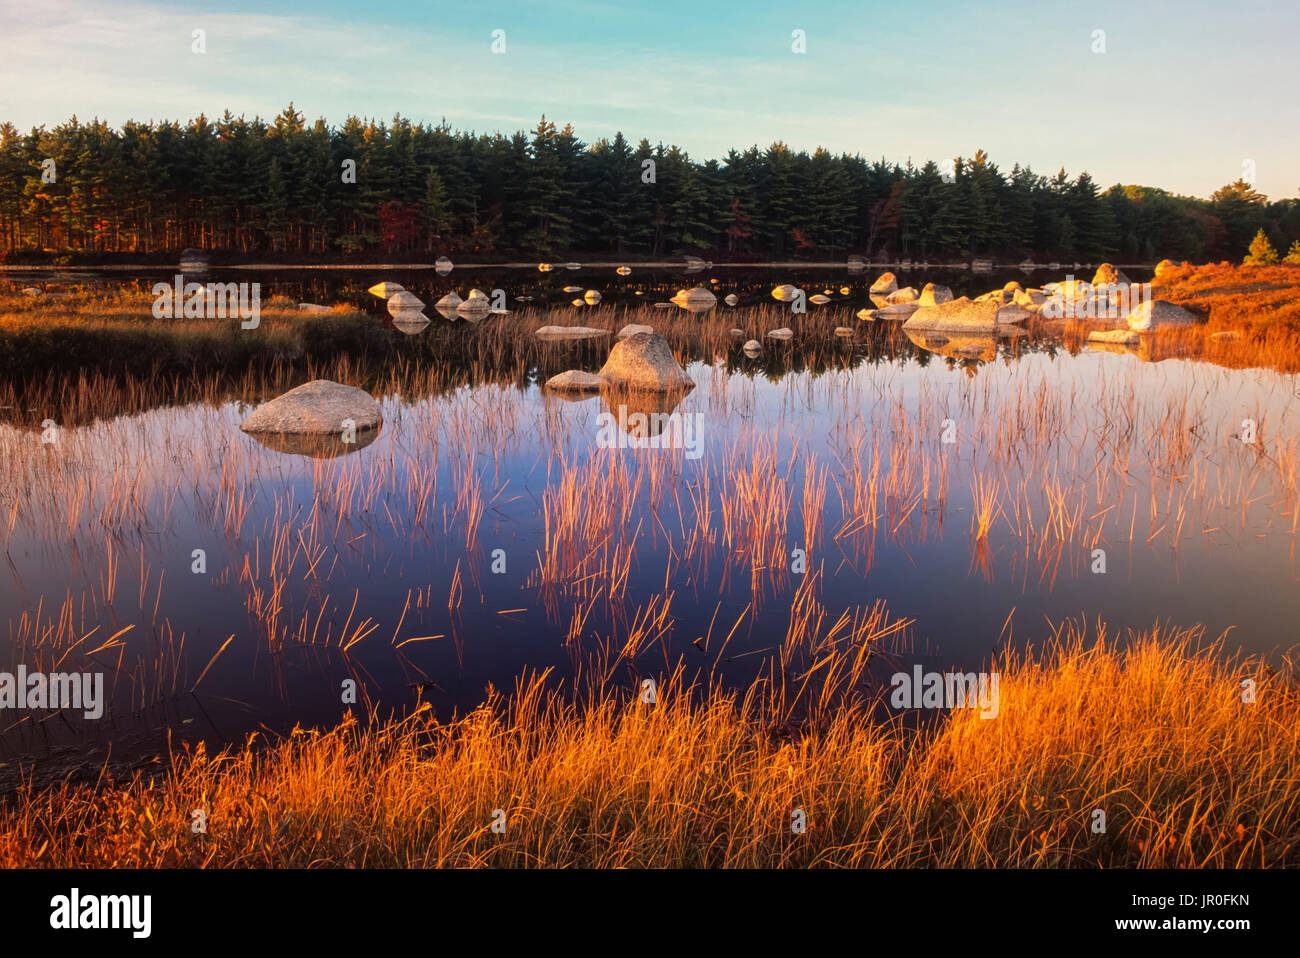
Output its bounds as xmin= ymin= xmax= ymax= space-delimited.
xmin=1 ymin=261 xmax=1162 ymax=272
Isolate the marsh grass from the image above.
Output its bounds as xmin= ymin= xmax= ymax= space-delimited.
xmin=0 ymin=623 xmax=1294 ymax=868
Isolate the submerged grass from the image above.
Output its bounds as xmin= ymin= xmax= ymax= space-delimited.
xmin=0 ymin=622 xmax=1293 ymax=868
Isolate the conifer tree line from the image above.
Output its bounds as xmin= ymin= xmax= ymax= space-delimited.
xmin=2 ymin=105 xmax=1297 ymax=263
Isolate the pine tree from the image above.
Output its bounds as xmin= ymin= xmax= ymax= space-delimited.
xmin=1243 ymin=227 xmax=1278 ymax=265
xmin=423 ymin=169 xmax=449 ymax=251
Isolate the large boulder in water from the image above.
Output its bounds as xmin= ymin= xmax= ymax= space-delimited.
xmin=598 ymin=332 xmax=693 ymax=392
xmin=903 ymin=297 xmax=1009 ymax=333
xmin=240 ymin=380 xmax=382 ymax=437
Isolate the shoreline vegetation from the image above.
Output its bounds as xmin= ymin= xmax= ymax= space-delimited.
xmin=2 ymin=263 xmax=1300 ymax=389
xmin=0 ymin=626 xmax=1295 ymax=868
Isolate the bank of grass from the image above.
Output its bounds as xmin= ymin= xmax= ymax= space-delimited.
xmin=0 ymin=625 xmax=1295 ymax=868
xmin=0 ymin=287 xmax=389 ymax=379
xmin=1153 ymin=261 xmax=1300 ymax=329
xmin=1137 ymin=261 xmax=1300 ymax=372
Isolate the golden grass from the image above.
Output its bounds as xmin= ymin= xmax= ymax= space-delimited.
xmin=1065 ymin=262 xmax=1300 ymax=374
xmin=0 ymin=623 xmax=1294 ymax=868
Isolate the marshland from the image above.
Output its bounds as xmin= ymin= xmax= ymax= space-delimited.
xmin=0 ymin=259 xmax=1298 ymax=867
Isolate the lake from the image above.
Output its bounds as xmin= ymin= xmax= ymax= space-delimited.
xmin=1 ymin=264 xmax=1296 ymax=777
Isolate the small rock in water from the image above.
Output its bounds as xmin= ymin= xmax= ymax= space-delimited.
xmin=535 ymin=325 xmax=610 ymax=340
xmin=297 ymin=303 xmax=332 ymax=313
xmin=386 ymin=291 xmax=424 ymax=315
xmin=766 ymin=327 xmax=794 ymax=340
xmin=368 ymin=281 xmax=404 ymax=299
xmin=834 ymin=326 xmax=855 ymax=338
xmin=869 ymin=272 xmax=898 ymax=295
xmin=545 ymin=370 xmax=603 ymax=392
xmin=391 ymin=310 xmax=431 ymax=334
xmin=875 ymin=303 xmax=919 ymax=321
xmin=1091 ymin=263 xmax=1131 ymax=288
xmin=672 ymin=287 xmax=717 ymax=311
xmin=457 ymin=300 xmax=491 ymax=322
xmin=435 ymin=256 xmax=454 ymax=275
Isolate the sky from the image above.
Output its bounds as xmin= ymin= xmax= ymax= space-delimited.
xmin=2 ymin=0 xmax=1298 ymax=200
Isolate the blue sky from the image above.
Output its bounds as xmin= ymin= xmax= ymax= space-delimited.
xmin=2 ymin=0 xmax=1297 ymax=199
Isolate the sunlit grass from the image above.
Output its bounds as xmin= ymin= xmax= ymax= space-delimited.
xmin=0 ymin=623 xmax=1293 ymax=868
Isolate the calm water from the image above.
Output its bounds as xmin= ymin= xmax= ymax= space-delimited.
xmin=3 ymin=264 xmax=1152 ymax=312
xmin=2 ymin=265 xmax=1296 ymax=773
